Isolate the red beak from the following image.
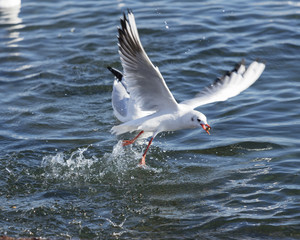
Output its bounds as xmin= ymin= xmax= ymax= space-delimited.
xmin=201 ymin=124 xmax=211 ymax=135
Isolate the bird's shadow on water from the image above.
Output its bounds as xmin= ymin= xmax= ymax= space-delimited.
xmin=41 ymin=140 xmax=165 ymax=186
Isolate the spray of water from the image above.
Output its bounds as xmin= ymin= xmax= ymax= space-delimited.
xmin=41 ymin=140 xmax=162 ymax=184
xmin=41 ymin=145 xmax=96 ymax=183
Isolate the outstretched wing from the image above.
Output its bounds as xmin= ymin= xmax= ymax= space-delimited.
xmin=181 ymin=60 xmax=265 ymax=109
xmin=118 ymin=11 xmax=178 ymax=112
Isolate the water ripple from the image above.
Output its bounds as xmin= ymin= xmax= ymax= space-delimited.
xmin=1 ymin=0 xmax=300 ymax=239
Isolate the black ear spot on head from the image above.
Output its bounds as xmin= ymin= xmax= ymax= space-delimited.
xmin=191 ymin=117 xmax=194 ymax=121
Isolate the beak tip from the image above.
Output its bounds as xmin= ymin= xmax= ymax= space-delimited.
xmin=201 ymin=124 xmax=211 ymax=135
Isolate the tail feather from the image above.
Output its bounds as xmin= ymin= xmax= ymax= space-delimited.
xmin=107 ymin=66 xmax=123 ymax=82
xmin=111 ymin=123 xmax=139 ymax=135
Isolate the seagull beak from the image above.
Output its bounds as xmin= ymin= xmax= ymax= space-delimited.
xmin=201 ymin=124 xmax=211 ymax=135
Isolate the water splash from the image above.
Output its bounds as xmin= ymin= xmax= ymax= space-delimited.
xmin=102 ymin=140 xmax=141 ymax=173
xmin=41 ymin=140 xmax=162 ymax=184
xmin=42 ymin=146 xmax=97 ymax=183
xmin=102 ymin=140 xmax=163 ymax=175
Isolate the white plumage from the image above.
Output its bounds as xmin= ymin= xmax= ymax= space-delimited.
xmin=108 ymin=11 xmax=265 ymax=166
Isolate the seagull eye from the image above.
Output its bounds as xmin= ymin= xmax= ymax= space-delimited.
xmin=197 ymin=119 xmax=201 ymax=123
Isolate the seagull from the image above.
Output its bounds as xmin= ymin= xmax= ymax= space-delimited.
xmin=108 ymin=11 xmax=265 ymax=166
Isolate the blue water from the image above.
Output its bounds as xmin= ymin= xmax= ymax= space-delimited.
xmin=1 ymin=0 xmax=300 ymax=239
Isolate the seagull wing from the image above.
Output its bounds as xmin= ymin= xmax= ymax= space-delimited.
xmin=181 ymin=60 xmax=265 ymax=109
xmin=118 ymin=11 xmax=178 ymax=112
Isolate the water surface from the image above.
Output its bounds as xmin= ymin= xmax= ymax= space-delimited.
xmin=0 ymin=0 xmax=300 ymax=239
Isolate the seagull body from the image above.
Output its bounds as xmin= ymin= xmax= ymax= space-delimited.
xmin=108 ymin=11 xmax=265 ymax=165
xmin=112 ymin=105 xmax=205 ymax=135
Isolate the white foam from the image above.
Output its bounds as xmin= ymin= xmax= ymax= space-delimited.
xmin=41 ymin=141 xmax=163 ymax=183
xmin=42 ymin=146 xmax=96 ymax=182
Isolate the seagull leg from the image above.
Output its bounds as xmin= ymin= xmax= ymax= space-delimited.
xmin=123 ymin=131 xmax=144 ymax=146
xmin=140 ymin=137 xmax=154 ymax=166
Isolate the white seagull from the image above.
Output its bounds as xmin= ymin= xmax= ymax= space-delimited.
xmin=108 ymin=11 xmax=265 ymax=166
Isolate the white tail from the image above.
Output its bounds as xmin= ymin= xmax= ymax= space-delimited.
xmin=111 ymin=123 xmax=138 ymax=135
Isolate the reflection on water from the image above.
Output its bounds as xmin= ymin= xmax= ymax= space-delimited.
xmin=0 ymin=1 xmax=23 ymax=47
xmin=0 ymin=0 xmax=21 ymax=9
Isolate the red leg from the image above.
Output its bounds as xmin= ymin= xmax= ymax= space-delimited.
xmin=139 ymin=137 xmax=154 ymax=166
xmin=123 ymin=131 xmax=144 ymax=146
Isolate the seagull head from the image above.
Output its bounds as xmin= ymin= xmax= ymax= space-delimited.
xmin=189 ymin=111 xmax=211 ymax=135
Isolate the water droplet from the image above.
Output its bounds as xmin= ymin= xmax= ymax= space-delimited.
xmin=164 ymin=21 xmax=169 ymax=29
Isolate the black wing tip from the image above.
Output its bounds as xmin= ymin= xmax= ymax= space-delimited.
xmin=255 ymin=58 xmax=266 ymax=65
xmin=213 ymin=77 xmax=222 ymax=85
xmin=107 ymin=66 xmax=123 ymax=82
xmin=232 ymin=59 xmax=246 ymax=73
xmin=119 ymin=9 xmax=136 ymax=29
xmin=120 ymin=15 xmax=126 ymax=30
xmin=120 ymin=9 xmax=133 ymax=24
xmin=118 ymin=27 xmax=124 ymax=37
xmin=118 ymin=9 xmax=142 ymax=55
xmin=212 ymin=58 xmax=264 ymax=86
xmin=214 ymin=59 xmax=246 ymax=84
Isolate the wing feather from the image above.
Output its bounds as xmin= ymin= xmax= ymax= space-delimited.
xmin=118 ymin=11 xmax=178 ymax=112
xmin=181 ymin=60 xmax=265 ymax=108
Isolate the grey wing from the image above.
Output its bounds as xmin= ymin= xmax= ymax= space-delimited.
xmin=181 ymin=60 xmax=265 ymax=109
xmin=112 ymin=79 xmax=130 ymax=122
xmin=118 ymin=11 xmax=178 ymax=112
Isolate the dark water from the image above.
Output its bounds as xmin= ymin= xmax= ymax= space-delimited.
xmin=1 ymin=0 xmax=300 ymax=239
